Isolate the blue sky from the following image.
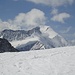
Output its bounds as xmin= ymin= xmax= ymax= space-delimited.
xmin=0 ymin=0 xmax=75 ymax=40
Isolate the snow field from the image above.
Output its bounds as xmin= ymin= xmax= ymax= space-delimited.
xmin=0 ymin=46 xmax=75 ymax=75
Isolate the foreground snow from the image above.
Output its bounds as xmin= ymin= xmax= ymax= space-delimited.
xmin=0 ymin=46 xmax=75 ymax=75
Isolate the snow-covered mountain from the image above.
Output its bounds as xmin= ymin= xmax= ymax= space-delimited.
xmin=0 ymin=26 xmax=68 ymax=51
xmin=0 ymin=46 xmax=75 ymax=75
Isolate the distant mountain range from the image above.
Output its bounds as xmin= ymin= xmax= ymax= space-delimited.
xmin=0 ymin=25 xmax=69 ymax=51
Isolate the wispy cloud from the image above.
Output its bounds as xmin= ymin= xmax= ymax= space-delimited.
xmin=26 ymin=0 xmax=74 ymax=7
xmin=60 ymin=26 xmax=72 ymax=34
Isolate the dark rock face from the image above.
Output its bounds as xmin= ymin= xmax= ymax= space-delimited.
xmin=0 ymin=38 xmax=19 ymax=53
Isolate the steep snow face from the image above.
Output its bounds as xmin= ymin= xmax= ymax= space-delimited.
xmin=40 ymin=26 xmax=57 ymax=39
xmin=40 ymin=26 xmax=68 ymax=47
xmin=0 ymin=46 xmax=75 ymax=75
xmin=31 ymin=41 xmax=45 ymax=50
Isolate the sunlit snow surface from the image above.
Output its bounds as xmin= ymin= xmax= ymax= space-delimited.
xmin=0 ymin=46 xmax=75 ymax=75
xmin=10 ymin=37 xmax=39 ymax=48
xmin=40 ymin=26 xmax=57 ymax=39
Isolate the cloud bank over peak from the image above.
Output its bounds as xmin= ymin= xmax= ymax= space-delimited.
xmin=27 ymin=0 xmax=74 ymax=7
xmin=14 ymin=9 xmax=46 ymax=26
xmin=0 ymin=8 xmax=47 ymax=31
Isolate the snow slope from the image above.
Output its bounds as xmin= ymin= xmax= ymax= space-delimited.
xmin=0 ymin=46 xmax=75 ymax=75
xmin=10 ymin=37 xmax=39 ymax=48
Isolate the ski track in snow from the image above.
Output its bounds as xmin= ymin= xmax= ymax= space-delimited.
xmin=0 ymin=46 xmax=75 ymax=75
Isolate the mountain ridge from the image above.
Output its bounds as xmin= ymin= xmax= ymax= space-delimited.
xmin=0 ymin=25 xmax=68 ymax=51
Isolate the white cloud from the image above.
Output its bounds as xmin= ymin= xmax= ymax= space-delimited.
xmin=0 ymin=8 xmax=47 ymax=31
xmin=12 ymin=8 xmax=46 ymax=30
xmin=0 ymin=19 xmax=10 ymax=31
xmin=27 ymin=0 xmax=74 ymax=7
xmin=0 ymin=20 xmax=19 ymax=32
xmin=51 ymin=12 xmax=71 ymax=23
xmin=51 ymin=8 xmax=58 ymax=15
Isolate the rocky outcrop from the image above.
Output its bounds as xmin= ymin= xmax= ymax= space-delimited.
xmin=0 ymin=38 xmax=19 ymax=53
